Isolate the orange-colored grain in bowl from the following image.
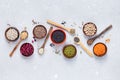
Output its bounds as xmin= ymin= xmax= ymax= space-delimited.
xmin=93 ymin=43 xmax=107 ymax=57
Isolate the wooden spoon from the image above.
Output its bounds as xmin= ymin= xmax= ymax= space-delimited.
xmin=47 ymin=20 xmax=75 ymax=34
xmin=87 ymin=25 xmax=112 ymax=45
xmin=38 ymin=27 xmax=53 ymax=55
xmin=74 ymin=37 xmax=93 ymax=57
xmin=9 ymin=30 xmax=28 ymax=57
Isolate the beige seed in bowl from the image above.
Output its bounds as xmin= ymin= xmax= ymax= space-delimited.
xmin=83 ymin=22 xmax=97 ymax=36
xmin=5 ymin=27 xmax=19 ymax=41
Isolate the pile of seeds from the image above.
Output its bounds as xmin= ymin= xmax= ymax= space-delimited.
xmin=93 ymin=42 xmax=107 ymax=57
xmin=63 ymin=45 xmax=77 ymax=58
xmin=83 ymin=22 xmax=97 ymax=36
xmin=20 ymin=43 xmax=34 ymax=57
xmin=33 ymin=25 xmax=47 ymax=39
xmin=5 ymin=27 xmax=19 ymax=41
xmin=51 ymin=30 xmax=66 ymax=44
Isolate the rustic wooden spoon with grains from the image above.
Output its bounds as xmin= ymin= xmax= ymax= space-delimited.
xmin=47 ymin=20 xmax=75 ymax=35
xmin=38 ymin=27 xmax=53 ymax=55
xmin=9 ymin=30 xmax=28 ymax=57
xmin=74 ymin=37 xmax=93 ymax=57
xmin=87 ymin=25 xmax=112 ymax=45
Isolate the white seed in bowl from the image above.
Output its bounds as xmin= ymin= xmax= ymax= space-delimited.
xmin=6 ymin=28 xmax=19 ymax=41
xmin=83 ymin=23 xmax=97 ymax=36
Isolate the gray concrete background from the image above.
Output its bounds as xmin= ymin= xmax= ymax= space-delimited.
xmin=0 ymin=0 xmax=120 ymax=80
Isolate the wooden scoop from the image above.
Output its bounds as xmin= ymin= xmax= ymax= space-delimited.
xmin=38 ymin=27 xmax=53 ymax=55
xmin=87 ymin=25 xmax=112 ymax=45
xmin=74 ymin=37 xmax=93 ymax=57
xmin=9 ymin=30 xmax=28 ymax=57
xmin=47 ymin=20 xmax=75 ymax=34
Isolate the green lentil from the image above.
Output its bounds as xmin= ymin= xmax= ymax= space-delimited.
xmin=63 ymin=45 xmax=76 ymax=58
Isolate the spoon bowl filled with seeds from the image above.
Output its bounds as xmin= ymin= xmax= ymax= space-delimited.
xmin=47 ymin=20 xmax=75 ymax=35
xmin=74 ymin=37 xmax=93 ymax=57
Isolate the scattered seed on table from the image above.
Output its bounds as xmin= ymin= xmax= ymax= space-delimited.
xmin=7 ymin=24 xmax=11 ymax=26
xmin=32 ymin=19 xmax=37 ymax=24
xmin=50 ymin=43 xmax=55 ymax=47
xmin=105 ymin=38 xmax=110 ymax=43
xmin=61 ymin=21 xmax=66 ymax=25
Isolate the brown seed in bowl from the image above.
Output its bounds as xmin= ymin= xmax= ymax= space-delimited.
xmin=5 ymin=27 xmax=19 ymax=41
xmin=83 ymin=22 xmax=97 ymax=36
xmin=33 ymin=25 xmax=47 ymax=39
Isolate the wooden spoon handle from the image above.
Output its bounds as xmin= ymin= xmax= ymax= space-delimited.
xmin=78 ymin=42 xmax=93 ymax=57
xmin=97 ymin=25 xmax=112 ymax=38
xmin=42 ymin=27 xmax=53 ymax=48
xmin=47 ymin=20 xmax=70 ymax=31
xmin=9 ymin=39 xmax=22 ymax=57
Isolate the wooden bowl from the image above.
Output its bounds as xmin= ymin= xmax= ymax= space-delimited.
xmin=93 ymin=42 xmax=107 ymax=57
xmin=83 ymin=22 xmax=97 ymax=36
xmin=63 ymin=44 xmax=77 ymax=58
xmin=33 ymin=25 xmax=47 ymax=39
xmin=5 ymin=27 xmax=19 ymax=41
xmin=50 ymin=29 xmax=66 ymax=44
xmin=20 ymin=43 xmax=34 ymax=57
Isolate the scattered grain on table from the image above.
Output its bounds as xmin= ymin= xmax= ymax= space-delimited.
xmin=61 ymin=21 xmax=66 ymax=26
xmin=105 ymin=38 xmax=110 ymax=43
